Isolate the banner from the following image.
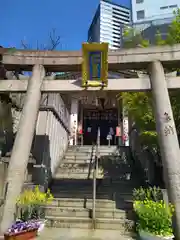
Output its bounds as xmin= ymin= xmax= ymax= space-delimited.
xmin=116 ymin=126 xmax=121 ymax=137
xmin=82 ymin=43 xmax=108 ymax=87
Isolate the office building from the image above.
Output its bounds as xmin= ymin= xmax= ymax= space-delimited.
xmin=88 ymin=0 xmax=131 ymax=49
xmin=131 ymin=0 xmax=179 ymax=25
xmin=127 ymin=0 xmax=179 ymax=46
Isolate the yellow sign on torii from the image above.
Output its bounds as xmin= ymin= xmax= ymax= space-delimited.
xmin=82 ymin=42 xmax=109 ymax=87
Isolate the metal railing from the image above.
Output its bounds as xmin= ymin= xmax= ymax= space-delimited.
xmin=92 ymin=127 xmax=100 ymax=229
xmin=87 ymin=144 xmax=95 ymax=179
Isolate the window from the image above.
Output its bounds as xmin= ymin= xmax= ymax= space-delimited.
xmin=113 ymin=36 xmax=121 ymax=40
xmin=112 ymin=31 xmax=119 ymax=34
xmin=112 ymin=11 xmax=130 ymax=19
xmin=112 ymin=44 xmax=120 ymax=48
xmin=137 ymin=10 xmax=145 ymax=20
xmin=113 ymin=40 xmax=120 ymax=44
xmin=113 ymin=23 xmax=120 ymax=28
xmin=112 ymin=7 xmax=129 ymax=15
xmin=136 ymin=0 xmax=144 ymax=3
xmin=113 ymin=27 xmax=119 ymax=31
xmin=169 ymin=4 xmax=178 ymax=8
xmin=160 ymin=6 xmax=168 ymax=10
xmin=160 ymin=4 xmax=177 ymax=10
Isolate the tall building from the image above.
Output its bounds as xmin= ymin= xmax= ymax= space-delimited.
xmin=129 ymin=0 xmax=180 ymax=46
xmin=131 ymin=0 xmax=179 ymax=24
xmin=88 ymin=0 xmax=131 ymax=49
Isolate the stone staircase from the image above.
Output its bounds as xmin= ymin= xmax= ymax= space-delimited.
xmin=45 ymin=145 xmax=141 ymax=236
xmin=53 ymin=145 xmax=107 ymax=179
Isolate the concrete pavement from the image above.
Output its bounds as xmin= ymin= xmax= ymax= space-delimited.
xmin=38 ymin=228 xmax=136 ymax=240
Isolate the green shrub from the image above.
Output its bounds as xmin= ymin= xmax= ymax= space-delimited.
xmin=133 ymin=186 xmax=162 ymax=201
xmin=134 ymin=200 xmax=174 ymax=237
xmin=16 ymin=186 xmax=54 ymax=221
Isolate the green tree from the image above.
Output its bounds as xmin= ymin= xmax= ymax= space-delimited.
xmin=166 ymin=9 xmax=180 ymax=44
xmin=122 ymin=11 xmax=180 ymax=238
xmin=0 ymin=29 xmax=62 ymax=157
xmin=121 ymin=9 xmax=180 ymax=149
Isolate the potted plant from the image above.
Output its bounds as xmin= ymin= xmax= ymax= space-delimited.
xmin=15 ymin=185 xmax=53 ymax=235
xmin=134 ymin=199 xmax=175 ymax=240
xmin=4 ymin=220 xmax=40 ymax=240
xmin=133 ymin=186 xmax=163 ymax=202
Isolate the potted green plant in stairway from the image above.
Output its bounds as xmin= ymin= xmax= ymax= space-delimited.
xmin=133 ymin=199 xmax=175 ymax=240
xmin=15 ymin=186 xmax=54 ymax=236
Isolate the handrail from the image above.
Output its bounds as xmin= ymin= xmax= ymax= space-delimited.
xmin=87 ymin=144 xmax=95 ymax=179
xmin=92 ymin=127 xmax=100 ymax=229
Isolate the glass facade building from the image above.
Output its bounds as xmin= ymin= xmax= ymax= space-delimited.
xmin=88 ymin=0 xmax=131 ymax=49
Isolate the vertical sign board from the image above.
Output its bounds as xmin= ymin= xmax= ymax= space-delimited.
xmin=82 ymin=43 xmax=108 ymax=87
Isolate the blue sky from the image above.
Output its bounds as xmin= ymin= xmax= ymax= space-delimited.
xmin=1 ymin=0 xmax=130 ymax=50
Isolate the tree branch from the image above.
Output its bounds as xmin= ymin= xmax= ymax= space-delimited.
xmin=49 ymin=28 xmax=61 ymax=50
xmin=21 ymin=40 xmax=30 ymax=49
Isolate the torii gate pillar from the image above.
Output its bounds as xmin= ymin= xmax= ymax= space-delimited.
xmin=0 ymin=65 xmax=45 ymax=233
xmin=149 ymin=61 xmax=180 ymax=239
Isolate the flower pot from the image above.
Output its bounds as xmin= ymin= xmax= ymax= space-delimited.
xmin=139 ymin=231 xmax=174 ymax=240
xmin=4 ymin=229 xmax=38 ymax=240
xmin=37 ymin=220 xmax=46 ymax=235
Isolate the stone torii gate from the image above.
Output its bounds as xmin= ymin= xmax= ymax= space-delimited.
xmin=1 ymin=45 xmax=180 ymax=237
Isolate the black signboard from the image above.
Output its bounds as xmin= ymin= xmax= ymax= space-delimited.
xmin=84 ymin=109 xmax=118 ymax=121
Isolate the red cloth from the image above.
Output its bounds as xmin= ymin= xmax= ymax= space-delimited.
xmin=79 ymin=129 xmax=83 ymax=134
xmin=116 ymin=126 xmax=121 ymax=136
xmin=122 ymin=134 xmax=128 ymax=141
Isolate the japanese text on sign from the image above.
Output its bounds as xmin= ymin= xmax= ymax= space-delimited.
xmin=164 ymin=125 xmax=174 ymax=136
xmin=89 ymin=51 xmax=101 ymax=80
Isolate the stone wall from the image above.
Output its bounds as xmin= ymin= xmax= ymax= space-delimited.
xmin=11 ymin=92 xmax=70 ymax=190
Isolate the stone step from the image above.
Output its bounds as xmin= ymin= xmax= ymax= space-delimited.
xmin=53 ymin=172 xmax=104 ymax=179
xmin=65 ymin=152 xmax=116 ymax=158
xmin=50 ymin=179 xmax=93 ymax=187
xmin=51 ymin=188 xmax=110 ymax=194
xmin=51 ymin=193 xmax=111 ymax=200
xmin=51 ymin=186 xmax=133 ymax=198
xmin=45 ymin=216 xmax=134 ymax=232
xmin=99 ymin=181 xmax=140 ymax=188
xmin=51 ymin=185 xmax=94 ymax=191
xmin=68 ymin=146 xmax=117 ymax=151
xmin=51 ymin=187 xmax=135 ymax=194
xmin=56 ymin=167 xmax=103 ymax=175
xmin=51 ymin=179 xmax=93 ymax=184
xmin=50 ymin=193 xmax=133 ymax=203
xmin=51 ymin=185 xmax=136 ymax=196
xmin=51 ymin=182 xmax=135 ymax=190
xmin=49 ymin=198 xmax=116 ymax=208
xmin=51 ymin=197 xmax=133 ymax=210
xmin=51 ymin=177 xmax=136 ymax=184
xmin=45 ymin=206 xmax=134 ymax=219
xmin=60 ymin=159 xmax=93 ymax=164
xmin=66 ymin=152 xmax=118 ymax=157
xmin=59 ymin=163 xmax=90 ymax=168
xmin=51 ymin=183 xmax=136 ymax=194
xmin=65 ymin=153 xmax=92 ymax=158
xmin=51 ymin=193 xmax=111 ymax=198
xmin=52 ymin=183 xmax=133 ymax=194
xmin=58 ymin=163 xmax=132 ymax=174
